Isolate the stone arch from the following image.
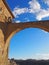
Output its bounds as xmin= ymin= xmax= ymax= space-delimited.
xmin=8 ymin=27 xmax=49 ymax=60
xmin=5 ymin=21 xmax=49 ymax=53
xmin=6 ymin=26 xmax=48 ymax=45
xmin=7 ymin=27 xmax=48 ymax=60
xmin=0 ymin=21 xmax=49 ymax=65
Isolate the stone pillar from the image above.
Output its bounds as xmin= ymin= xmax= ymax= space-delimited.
xmin=0 ymin=29 xmax=9 ymax=65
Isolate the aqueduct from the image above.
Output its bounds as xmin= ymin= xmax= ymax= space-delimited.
xmin=0 ymin=0 xmax=49 ymax=65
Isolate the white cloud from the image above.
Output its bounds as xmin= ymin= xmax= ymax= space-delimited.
xmin=29 ymin=0 xmax=41 ymax=13
xmin=15 ymin=20 xmax=20 ymax=23
xmin=32 ymin=53 xmax=49 ymax=60
xmin=29 ymin=0 xmax=49 ymax=20
xmin=44 ymin=0 xmax=49 ymax=6
xmin=36 ymin=9 xmax=49 ymax=20
xmin=12 ymin=0 xmax=49 ymax=21
xmin=13 ymin=0 xmax=41 ymax=18
xmin=41 ymin=30 xmax=48 ymax=33
xmin=13 ymin=7 xmax=28 ymax=17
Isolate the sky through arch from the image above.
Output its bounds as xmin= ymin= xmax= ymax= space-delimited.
xmin=9 ymin=28 xmax=49 ymax=60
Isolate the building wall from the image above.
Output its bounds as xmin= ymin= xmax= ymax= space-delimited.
xmin=0 ymin=0 xmax=13 ymax=22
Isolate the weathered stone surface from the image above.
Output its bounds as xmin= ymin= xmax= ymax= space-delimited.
xmin=0 ymin=0 xmax=14 ymax=22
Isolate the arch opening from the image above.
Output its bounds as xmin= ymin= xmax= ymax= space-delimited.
xmin=8 ymin=28 xmax=49 ymax=60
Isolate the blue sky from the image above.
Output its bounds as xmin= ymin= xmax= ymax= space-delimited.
xmin=6 ymin=0 xmax=49 ymax=60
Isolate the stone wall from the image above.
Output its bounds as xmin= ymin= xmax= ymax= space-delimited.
xmin=0 ymin=0 xmax=13 ymax=22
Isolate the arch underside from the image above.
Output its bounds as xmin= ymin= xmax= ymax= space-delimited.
xmin=7 ymin=25 xmax=49 ymax=41
xmin=4 ymin=20 xmax=49 ymax=51
xmin=6 ymin=21 xmax=49 ymax=41
xmin=0 ymin=21 xmax=49 ymax=49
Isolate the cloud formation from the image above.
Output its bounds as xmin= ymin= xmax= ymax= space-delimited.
xmin=15 ymin=20 xmax=21 ymax=23
xmin=13 ymin=7 xmax=28 ymax=17
xmin=44 ymin=0 xmax=49 ymax=6
xmin=32 ymin=53 xmax=49 ymax=60
xmin=13 ymin=0 xmax=49 ymax=21
xmin=36 ymin=9 xmax=49 ymax=20
xmin=28 ymin=0 xmax=41 ymax=13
